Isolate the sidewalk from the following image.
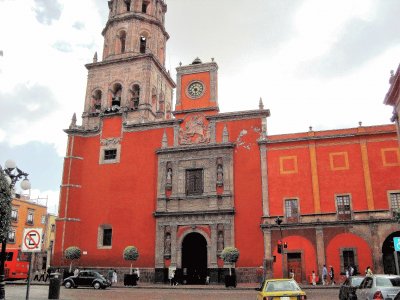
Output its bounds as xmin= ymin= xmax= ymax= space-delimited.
xmin=7 ymin=280 xmax=339 ymax=290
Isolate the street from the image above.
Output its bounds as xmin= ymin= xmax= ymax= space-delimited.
xmin=5 ymin=284 xmax=340 ymax=300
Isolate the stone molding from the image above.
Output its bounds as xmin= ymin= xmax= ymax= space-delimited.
xmin=206 ymin=109 xmax=270 ymax=121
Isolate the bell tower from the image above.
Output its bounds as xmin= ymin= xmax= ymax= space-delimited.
xmin=81 ymin=0 xmax=175 ymax=129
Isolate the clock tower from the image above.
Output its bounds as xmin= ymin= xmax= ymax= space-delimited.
xmin=174 ymin=57 xmax=219 ymax=118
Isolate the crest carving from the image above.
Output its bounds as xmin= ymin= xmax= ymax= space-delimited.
xmin=179 ymin=114 xmax=210 ymax=145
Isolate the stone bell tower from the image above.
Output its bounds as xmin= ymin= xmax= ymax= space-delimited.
xmin=81 ymin=0 xmax=175 ymax=130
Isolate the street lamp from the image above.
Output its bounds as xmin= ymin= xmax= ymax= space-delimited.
xmin=0 ymin=160 xmax=30 ymax=300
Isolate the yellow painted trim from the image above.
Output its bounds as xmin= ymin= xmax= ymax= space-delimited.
xmin=360 ymin=140 xmax=374 ymax=210
xmin=309 ymin=142 xmax=321 ymax=213
xmin=329 ymin=152 xmax=349 ymax=171
xmin=279 ymin=156 xmax=298 ymax=174
xmin=381 ymin=148 xmax=400 ymax=166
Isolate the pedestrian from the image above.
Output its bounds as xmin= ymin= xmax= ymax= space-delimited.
xmin=345 ymin=268 xmax=349 ymax=279
xmin=39 ymin=269 xmax=45 ymax=281
xmin=33 ymin=270 xmax=40 ymax=281
xmin=329 ymin=266 xmax=335 ymax=285
xmin=112 ymin=269 xmax=118 ymax=284
xmin=349 ymin=265 xmax=354 ymax=276
xmin=74 ymin=268 xmax=79 ymax=277
xmin=135 ymin=268 xmax=140 ymax=282
xmin=312 ymin=270 xmax=316 ymax=286
xmin=289 ymin=269 xmax=295 ymax=279
xmin=107 ymin=268 xmax=113 ymax=285
xmin=322 ymin=264 xmax=328 ymax=285
xmin=256 ymin=266 xmax=264 ymax=285
xmin=366 ymin=266 xmax=373 ymax=276
xmin=45 ymin=267 xmax=52 ymax=281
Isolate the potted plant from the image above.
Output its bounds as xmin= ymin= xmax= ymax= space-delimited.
xmin=123 ymin=246 xmax=139 ymax=286
xmin=64 ymin=246 xmax=81 ymax=278
xmin=221 ymin=246 xmax=239 ymax=288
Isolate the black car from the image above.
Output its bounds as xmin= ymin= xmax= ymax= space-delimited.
xmin=339 ymin=276 xmax=364 ymax=300
xmin=63 ymin=270 xmax=111 ymax=289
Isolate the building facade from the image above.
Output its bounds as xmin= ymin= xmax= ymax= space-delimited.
xmin=384 ymin=63 xmax=400 ymax=144
xmin=53 ymin=0 xmax=400 ymax=284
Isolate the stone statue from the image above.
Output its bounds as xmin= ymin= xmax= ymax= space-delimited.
xmin=164 ymin=233 xmax=171 ymax=255
xmin=217 ymin=232 xmax=224 ymax=252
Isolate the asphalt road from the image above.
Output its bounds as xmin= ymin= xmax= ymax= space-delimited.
xmin=5 ymin=284 xmax=340 ymax=300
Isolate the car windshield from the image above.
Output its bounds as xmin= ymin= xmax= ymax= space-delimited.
xmin=265 ymin=280 xmax=301 ymax=292
xmin=352 ymin=277 xmax=364 ymax=287
xmin=376 ymin=277 xmax=400 ymax=287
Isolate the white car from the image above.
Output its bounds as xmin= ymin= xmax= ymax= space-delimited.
xmin=355 ymin=274 xmax=400 ymax=300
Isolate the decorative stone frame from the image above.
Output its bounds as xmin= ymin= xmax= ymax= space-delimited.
xmin=99 ymin=138 xmax=121 ymax=164
xmin=339 ymin=247 xmax=359 ymax=274
xmin=387 ymin=190 xmax=400 ymax=212
xmin=283 ymin=197 xmax=300 ymax=223
xmin=97 ymin=224 xmax=112 ymax=249
xmin=176 ymin=228 xmax=211 ymax=269
xmin=185 ymin=80 xmax=206 ymax=100
xmin=334 ymin=193 xmax=353 ymax=221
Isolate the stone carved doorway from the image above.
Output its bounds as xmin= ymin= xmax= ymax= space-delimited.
xmin=182 ymin=232 xmax=207 ymax=284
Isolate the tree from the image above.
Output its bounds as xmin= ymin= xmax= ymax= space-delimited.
xmin=64 ymin=246 xmax=82 ymax=272
xmin=221 ymin=246 xmax=240 ymax=276
xmin=0 ymin=169 xmax=12 ymax=242
xmin=123 ymin=246 xmax=139 ymax=274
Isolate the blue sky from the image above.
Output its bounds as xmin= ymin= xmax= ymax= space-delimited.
xmin=0 ymin=0 xmax=399 ymax=214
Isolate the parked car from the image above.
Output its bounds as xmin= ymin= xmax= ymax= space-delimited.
xmin=339 ymin=276 xmax=364 ymax=300
xmin=63 ymin=270 xmax=111 ymax=289
xmin=395 ymin=290 xmax=400 ymax=300
xmin=355 ymin=274 xmax=400 ymax=300
xmin=256 ymin=278 xmax=307 ymax=300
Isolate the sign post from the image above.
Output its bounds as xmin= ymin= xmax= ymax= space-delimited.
xmin=22 ymin=228 xmax=43 ymax=300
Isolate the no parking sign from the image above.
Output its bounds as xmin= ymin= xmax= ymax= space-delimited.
xmin=21 ymin=228 xmax=43 ymax=252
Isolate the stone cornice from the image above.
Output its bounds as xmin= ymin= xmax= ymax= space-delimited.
xmin=261 ymin=217 xmax=397 ymax=230
xmin=85 ymin=54 xmax=176 ymax=88
xmin=156 ymin=142 xmax=235 ymax=154
xmin=206 ymin=109 xmax=270 ymax=121
xmin=260 ymin=128 xmax=397 ymax=145
xmin=172 ymin=107 xmax=219 ymax=116
xmin=157 ymin=193 xmax=233 ymax=201
xmin=153 ymin=208 xmax=235 ymax=218
xmin=63 ymin=127 xmax=100 ymax=136
xmin=102 ymin=13 xmax=169 ymax=40
xmin=123 ymin=119 xmax=181 ymax=131
xmin=176 ymin=62 xmax=218 ymax=75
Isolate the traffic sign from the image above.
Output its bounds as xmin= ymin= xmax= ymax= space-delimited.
xmin=22 ymin=228 xmax=43 ymax=252
xmin=394 ymin=237 xmax=400 ymax=252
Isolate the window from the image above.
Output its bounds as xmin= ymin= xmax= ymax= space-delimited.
xmin=51 ymin=224 xmax=55 ymax=232
xmin=142 ymin=1 xmax=149 ymax=13
xmin=125 ymin=0 xmax=131 ymax=11
xmin=140 ymin=36 xmax=146 ymax=53
xmin=186 ymin=169 xmax=203 ymax=195
xmin=119 ymin=31 xmax=126 ymax=53
xmin=7 ymin=230 xmax=16 ymax=243
xmin=130 ymin=84 xmax=140 ymax=109
xmin=98 ymin=225 xmax=112 ymax=248
xmin=41 ymin=215 xmax=46 ymax=224
xmin=11 ymin=208 xmax=18 ymax=222
xmin=390 ymin=192 xmax=400 ymax=210
xmin=336 ymin=195 xmax=351 ymax=220
xmin=343 ymin=250 xmax=355 ymax=270
xmin=27 ymin=210 xmax=34 ymax=225
xmin=104 ymin=149 xmax=117 ymax=160
xmin=285 ymin=199 xmax=299 ymax=222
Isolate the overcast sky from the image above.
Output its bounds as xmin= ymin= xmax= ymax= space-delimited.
xmin=0 ymin=0 xmax=399 ymax=215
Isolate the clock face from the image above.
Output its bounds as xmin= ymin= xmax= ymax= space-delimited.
xmin=187 ymin=81 xmax=205 ymax=99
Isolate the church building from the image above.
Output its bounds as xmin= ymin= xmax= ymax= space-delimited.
xmin=53 ymin=0 xmax=400 ymax=284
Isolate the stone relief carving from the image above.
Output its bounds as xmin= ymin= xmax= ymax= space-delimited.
xmin=101 ymin=138 xmax=121 ymax=146
xmin=165 ymin=162 xmax=172 ymax=190
xmin=217 ymin=224 xmax=224 ymax=253
xmin=178 ymin=114 xmax=210 ymax=145
xmin=164 ymin=226 xmax=171 ymax=257
xmin=216 ymin=157 xmax=223 ymax=187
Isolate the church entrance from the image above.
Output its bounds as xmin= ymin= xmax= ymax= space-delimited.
xmin=382 ymin=231 xmax=400 ymax=275
xmin=182 ymin=232 xmax=208 ymax=284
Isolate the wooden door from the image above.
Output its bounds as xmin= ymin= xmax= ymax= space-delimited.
xmin=287 ymin=253 xmax=302 ymax=282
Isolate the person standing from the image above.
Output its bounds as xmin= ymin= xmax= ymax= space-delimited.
xmin=112 ymin=269 xmax=118 ymax=284
xmin=256 ymin=266 xmax=264 ymax=285
xmin=322 ymin=265 xmax=328 ymax=285
xmin=135 ymin=268 xmax=140 ymax=282
xmin=107 ymin=268 xmax=113 ymax=285
xmin=289 ymin=269 xmax=295 ymax=279
xmin=366 ymin=266 xmax=373 ymax=276
xmin=39 ymin=269 xmax=45 ymax=281
xmin=329 ymin=266 xmax=335 ymax=285
xmin=311 ymin=270 xmax=316 ymax=285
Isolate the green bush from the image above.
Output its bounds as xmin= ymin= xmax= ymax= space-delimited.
xmin=221 ymin=247 xmax=240 ymax=263
xmin=64 ymin=246 xmax=82 ymax=260
xmin=123 ymin=246 xmax=139 ymax=261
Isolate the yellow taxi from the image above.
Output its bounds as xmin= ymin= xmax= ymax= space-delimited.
xmin=256 ymin=278 xmax=307 ymax=300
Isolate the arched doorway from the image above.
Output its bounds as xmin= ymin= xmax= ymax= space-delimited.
xmin=182 ymin=232 xmax=207 ymax=284
xmin=382 ymin=231 xmax=400 ymax=275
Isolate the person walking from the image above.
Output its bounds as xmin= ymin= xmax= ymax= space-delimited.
xmin=322 ymin=265 xmax=328 ymax=285
xmin=33 ymin=270 xmax=40 ymax=281
xmin=39 ymin=269 xmax=45 ymax=281
xmin=329 ymin=266 xmax=335 ymax=285
xmin=256 ymin=266 xmax=264 ymax=285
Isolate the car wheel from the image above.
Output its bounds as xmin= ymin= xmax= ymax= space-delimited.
xmin=64 ymin=281 xmax=72 ymax=289
xmin=93 ymin=282 xmax=101 ymax=289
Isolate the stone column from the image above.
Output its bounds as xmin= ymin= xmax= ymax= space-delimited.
xmin=315 ymin=226 xmax=325 ymax=277
xmin=170 ymin=225 xmax=178 ymax=267
xmin=263 ymin=229 xmax=273 ymax=279
xmin=210 ymin=224 xmax=218 ymax=268
xmin=370 ymin=223 xmax=383 ymax=273
xmin=259 ymin=144 xmax=269 ymax=216
xmin=154 ymin=224 xmax=165 ymax=283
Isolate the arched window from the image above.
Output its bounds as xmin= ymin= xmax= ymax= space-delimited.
xmin=125 ymin=0 xmax=131 ymax=11
xmin=158 ymin=92 xmax=165 ymax=113
xmin=151 ymin=87 xmax=157 ymax=106
xmin=119 ymin=31 xmax=127 ymax=53
xmin=130 ymin=84 xmax=140 ymax=109
xmin=111 ymin=83 xmax=122 ymax=107
xmin=92 ymin=90 xmax=102 ymax=112
xmin=140 ymin=36 xmax=146 ymax=54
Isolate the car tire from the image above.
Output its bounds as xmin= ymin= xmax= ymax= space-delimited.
xmin=93 ymin=282 xmax=101 ymax=289
xmin=64 ymin=281 xmax=72 ymax=289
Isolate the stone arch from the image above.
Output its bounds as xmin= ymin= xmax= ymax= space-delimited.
xmin=109 ymin=81 xmax=123 ymax=107
xmin=116 ymin=28 xmax=127 ymax=54
xmin=326 ymin=232 xmax=373 ymax=278
xmin=176 ymin=228 xmax=211 ymax=269
xmin=128 ymin=82 xmax=141 ymax=110
xmin=381 ymin=230 xmax=400 ymax=274
xmin=139 ymin=30 xmax=150 ymax=54
xmin=90 ymin=88 xmax=103 ymax=112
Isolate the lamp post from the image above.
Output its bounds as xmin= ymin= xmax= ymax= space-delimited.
xmin=0 ymin=160 xmax=30 ymax=300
